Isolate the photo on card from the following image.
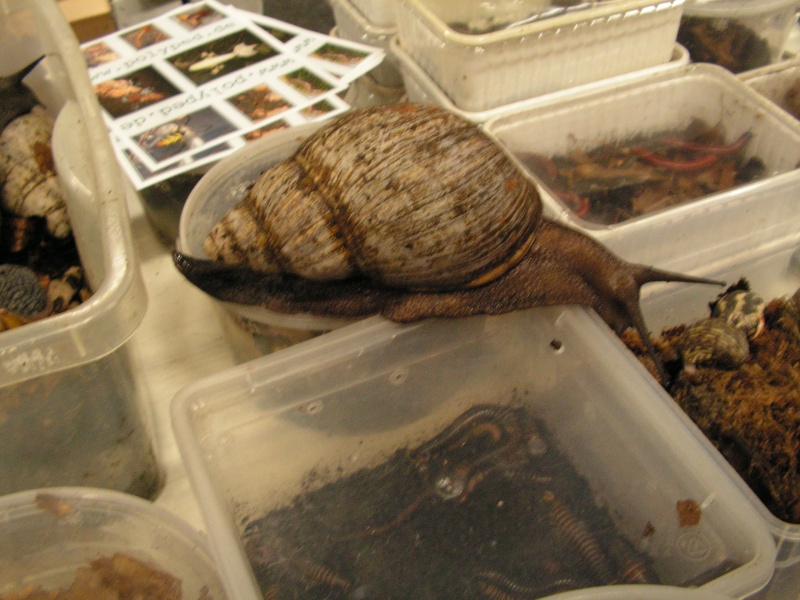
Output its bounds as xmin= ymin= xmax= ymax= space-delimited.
xmin=94 ymin=67 xmax=181 ymax=118
xmin=171 ymin=4 xmax=225 ymax=30
xmin=82 ymin=42 xmax=120 ymax=68
xmin=281 ymin=67 xmax=334 ymax=98
xmin=301 ymin=98 xmax=339 ymax=119
xmin=168 ymin=30 xmax=280 ymax=85
xmin=243 ymin=118 xmax=291 ymax=142
xmin=310 ymin=42 xmax=371 ymax=67
xmin=228 ymin=83 xmax=292 ymax=123
xmin=121 ymin=139 xmax=236 ymax=189
xmin=133 ymin=106 xmax=237 ymax=163
xmin=121 ymin=24 xmax=172 ymax=49
xmin=254 ymin=23 xmax=298 ymax=44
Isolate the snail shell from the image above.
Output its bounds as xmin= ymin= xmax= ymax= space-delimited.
xmin=0 ymin=263 xmax=46 ymax=316
xmin=203 ymin=104 xmax=540 ymax=290
xmin=0 ymin=105 xmax=69 ymax=239
xmin=711 ymin=288 xmax=765 ymax=340
xmin=677 ymin=317 xmax=750 ymax=371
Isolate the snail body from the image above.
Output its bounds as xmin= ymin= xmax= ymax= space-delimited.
xmin=173 ymin=104 xmax=722 ymax=381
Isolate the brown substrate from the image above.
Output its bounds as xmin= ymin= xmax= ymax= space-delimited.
xmin=0 ymin=553 xmax=183 ymax=600
xmin=622 ymin=298 xmax=800 ymax=524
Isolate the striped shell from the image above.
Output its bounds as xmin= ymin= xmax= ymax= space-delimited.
xmin=203 ymin=104 xmax=541 ymax=290
xmin=0 ymin=264 xmax=46 ymax=316
xmin=0 ymin=105 xmax=69 ymax=239
xmin=677 ymin=317 xmax=750 ymax=371
xmin=711 ymin=288 xmax=765 ymax=340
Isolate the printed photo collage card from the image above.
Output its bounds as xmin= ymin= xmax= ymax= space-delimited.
xmin=81 ymin=0 xmax=385 ymax=190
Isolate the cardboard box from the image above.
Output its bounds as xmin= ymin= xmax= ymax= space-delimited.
xmin=58 ymin=0 xmax=116 ymax=42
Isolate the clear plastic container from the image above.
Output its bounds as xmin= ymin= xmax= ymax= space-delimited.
xmin=0 ymin=0 xmax=159 ymax=497
xmin=0 ymin=487 xmax=227 ymax=599
xmin=740 ymin=56 xmax=800 ymax=120
xmin=394 ymin=0 xmax=684 ymax=112
xmin=177 ymin=122 xmax=355 ymax=355
xmin=351 ymin=0 xmax=398 ymax=27
xmin=329 ymin=0 xmax=404 ymax=87
xmin=621 ymin=231 xmax=800 ymax=600
xmin=678 ymin=0 xmax=799 ymax=73
xmin=391 ymin=35 xmax=691 ymax=123
xmin=484 ymin=64 xmax=800 ymax=271
xmin=172 ymin=308 xmax=776 ymax=600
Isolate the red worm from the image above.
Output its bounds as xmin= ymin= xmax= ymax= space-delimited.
xmin=631 ymin=147 xmax=718 ymax=171
xmin=661 ymin=131 xmax=751 ymax=155
xmin=553 ymin=190 xmax=590 ymax=218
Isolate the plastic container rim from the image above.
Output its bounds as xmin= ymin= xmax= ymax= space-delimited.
xmin=330 ymin=0 xmax=397 ymax=35
xmin=683 ymin=0 xmax=798 ymax=16
xmin=399 ymin=0 xmax=685 ymax=46
xmin=0 ymin=486 xmax=213 ymax=553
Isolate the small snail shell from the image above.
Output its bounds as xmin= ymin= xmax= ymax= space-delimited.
xmin=0 ymin=264 xmax=46 ymax=316
xmin=677 ymin=317 xmax=750 ymax=372
xmin=203 ymin=104 xmax=540 ymax=291
xmin=711 ymin=288 xmax=765 ymax=340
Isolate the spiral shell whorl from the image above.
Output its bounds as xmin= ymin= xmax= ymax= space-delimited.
xmin=0 ymin=106 xmax=69 ymax=239
xmin=204 ymin=160 xmax=354 ymax=280
xmin=204 ymin=104 xmax=542 ymax=290
xmin=677 ymin=317 xmax=750 ymax=371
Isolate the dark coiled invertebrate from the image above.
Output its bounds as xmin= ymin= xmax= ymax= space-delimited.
xmin=541 ymin=490 xmax=613 ymax=584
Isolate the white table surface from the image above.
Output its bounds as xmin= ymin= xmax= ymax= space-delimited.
xmin=123 ymin=187 xmax=243 ymax=533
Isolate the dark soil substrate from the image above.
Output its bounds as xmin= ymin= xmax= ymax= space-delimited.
xmin=240 ymin=403 xmax=723 ymax=599
xmin=622 ymin=297 xmax=800 ymax=524
xmin=677 ymin=16 xmax=772 ymax=74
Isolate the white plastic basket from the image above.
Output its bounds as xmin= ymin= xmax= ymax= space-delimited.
xmin=391 ymin=35 xmax=691 ymax=123
xmin=351 ymin=0 xmax=398 ymax=27
xmin=395 ymin=0 xmax=685 ymax=112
